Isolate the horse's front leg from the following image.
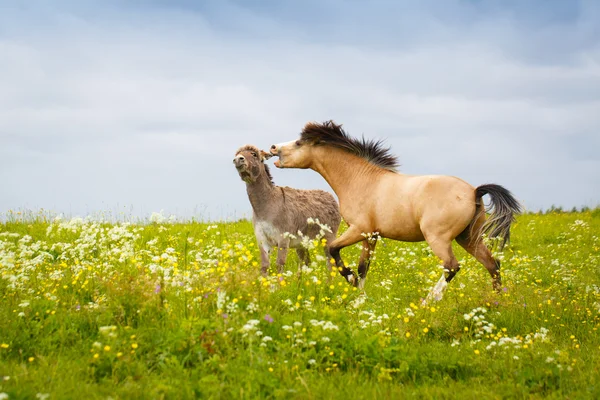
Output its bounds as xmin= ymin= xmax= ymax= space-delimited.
xmin=358 ymin=235 xmax=378 ymax=289
xmin=328 ymin=226 xmax=364 ymax=287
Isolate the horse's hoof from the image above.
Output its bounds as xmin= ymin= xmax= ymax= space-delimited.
xmin=358 ymin=278 xmax=366 ymax=290
xmin=346 ymin=274 xmax=358 ymax=287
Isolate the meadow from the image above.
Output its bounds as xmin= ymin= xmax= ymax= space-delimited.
xmin=0 ymin=209 xmax=599 ymax=399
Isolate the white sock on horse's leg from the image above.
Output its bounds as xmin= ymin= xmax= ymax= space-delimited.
xmin=431 ymin=273 xmax=448 ymax=300
xmin=423 ymin=273 xmax=448 ymax=305
xmin=358 ymin=277 xmax=366 ymax=290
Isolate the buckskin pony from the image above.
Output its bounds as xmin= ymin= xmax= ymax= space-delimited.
xmin=270 ymin=121 xmax=521 ymax=301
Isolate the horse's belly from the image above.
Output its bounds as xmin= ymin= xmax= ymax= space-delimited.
xmin=374 ymin=205 xmax=424 ymax=242
xmin=383 ymin=226 xmax=425 ymax=242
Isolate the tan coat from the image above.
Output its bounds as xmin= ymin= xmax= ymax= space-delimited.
xmin=271 ymin=121 xmax=521 ymax=298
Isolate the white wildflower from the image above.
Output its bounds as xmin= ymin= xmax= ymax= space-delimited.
xmin=216 ymin=291 xmax=228 ymax=310
xmin=246 ymin=302 xmax=259 ymax=313
xmin=240 ymin=319 xmax=261 ymax=333
xmin=149 ymin=211 xmax=167 ymax=224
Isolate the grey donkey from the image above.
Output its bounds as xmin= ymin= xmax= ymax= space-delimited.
xmin=233 ymin=145 xmax=341 ymax=275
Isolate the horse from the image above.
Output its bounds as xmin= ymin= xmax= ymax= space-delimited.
xmin=270 ymin=121 xmax=522 ymax=300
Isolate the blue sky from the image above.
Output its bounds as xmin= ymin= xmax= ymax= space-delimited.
xmin=1 ymin=0 xmax=599 ymax=219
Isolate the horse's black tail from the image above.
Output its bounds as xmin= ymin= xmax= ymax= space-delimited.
xmin=475 ymin=184 xmax=522 ymax=250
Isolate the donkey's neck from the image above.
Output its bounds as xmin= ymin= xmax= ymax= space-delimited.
xmin=311 ymin=147 xmax=388 ymax=202
xmin=245 ymin=173 xmax=277 ymax=217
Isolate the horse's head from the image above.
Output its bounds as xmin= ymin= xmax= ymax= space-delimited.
xmin=271 ymin=121 xmax=334 ymax=169
xmin=272 ymin=120 xmax=399 ymax=173
xmin=233 ymin=145 xmax=273 ymax=184
xmin=269 ymin=137 xmax=314 ymax=169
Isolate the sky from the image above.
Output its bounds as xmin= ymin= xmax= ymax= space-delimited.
xmin=1 ymin=0 xmax=599 ymax=221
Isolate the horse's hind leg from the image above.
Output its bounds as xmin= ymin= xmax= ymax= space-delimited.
xmin=456 ymin=212 xmax=502 ymax=292
xmin=456 ymin=235 xmax=501 ymax=292
xmin=426 ymin=237 xmax=461 ymax=281
xmin=423 ymin=236 xmax=460 ymax=302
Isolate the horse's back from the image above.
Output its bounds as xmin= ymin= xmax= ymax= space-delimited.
xmin=407 ymin=174 xmax=477 ymax=238
xmin=371 ymin=174 xmax=476 ymax=241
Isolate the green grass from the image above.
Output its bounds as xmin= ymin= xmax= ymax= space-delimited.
xmin=1 ymin=210 xmax=599 ymax=399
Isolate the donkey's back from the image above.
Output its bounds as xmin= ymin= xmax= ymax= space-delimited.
xmin=264 ymin=186 xmax=340 ymax=245
xmin=253 ymin=186 xmax=340 ymax=274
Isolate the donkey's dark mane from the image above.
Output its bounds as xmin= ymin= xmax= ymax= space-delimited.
xmin=263 ymin=163 xmax=274 ymax=184
xmin=236 ymin=144 xmax=274 ymax=184
xmin=300 ymin=121 xmax=399 ymax=172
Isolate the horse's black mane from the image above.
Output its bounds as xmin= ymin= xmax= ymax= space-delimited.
xmin=300 ymin=121 xmax=399 ymax=172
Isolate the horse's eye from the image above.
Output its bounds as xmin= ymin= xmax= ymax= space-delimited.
xmin=295 ymin=140 xmax=302 ymax=146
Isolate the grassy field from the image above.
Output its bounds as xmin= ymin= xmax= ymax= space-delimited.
xmin=1 ymin=209 xmax=599 ymax=399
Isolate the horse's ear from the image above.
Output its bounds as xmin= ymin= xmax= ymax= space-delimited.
xmin=260 ymin=150 xmax=273 ymax=161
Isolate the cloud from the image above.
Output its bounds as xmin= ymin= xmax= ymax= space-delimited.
xmin=1 ymin=0 xmax=599 ymax=219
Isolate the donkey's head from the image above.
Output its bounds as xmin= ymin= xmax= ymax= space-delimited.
xmin=233 ymin=145 xmax=274 ymax=184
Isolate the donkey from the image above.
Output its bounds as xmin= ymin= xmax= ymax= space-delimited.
xmin=233 ymin=145 xmax=341 ymax=275
xmin=270 ymin=121 xmax=522 ymax=300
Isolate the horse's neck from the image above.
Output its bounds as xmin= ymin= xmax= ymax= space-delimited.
xmin=246 ymin=175 xmax=278 ymax=216
xmin=311 ymin=149 xmax=385 ymax=200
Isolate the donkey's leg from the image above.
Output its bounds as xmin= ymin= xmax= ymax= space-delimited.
xmin=424 ymin=236 xmax=460 ymax=302
xmin=328 ymin=226 xmax=364 ymax=287
xmin=295 ymin=247 xmax=310 ymax=268
xmin=457 ymin=236 xmax=502 ymax=292
xmin=275 ymin=240 xmax=290 ymax=274
xmin=357 ymin=236 xmax=378 ymax=290
xmin=259 ymin=244 xmax=270 ymax=276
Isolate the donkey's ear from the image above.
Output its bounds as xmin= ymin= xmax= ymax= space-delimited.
xmin=260 ymin=150 xmax=273 ymax=160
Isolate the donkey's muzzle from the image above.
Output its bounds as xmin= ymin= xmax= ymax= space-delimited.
xmin=233 ymin=155 xmax=246 ymax=169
